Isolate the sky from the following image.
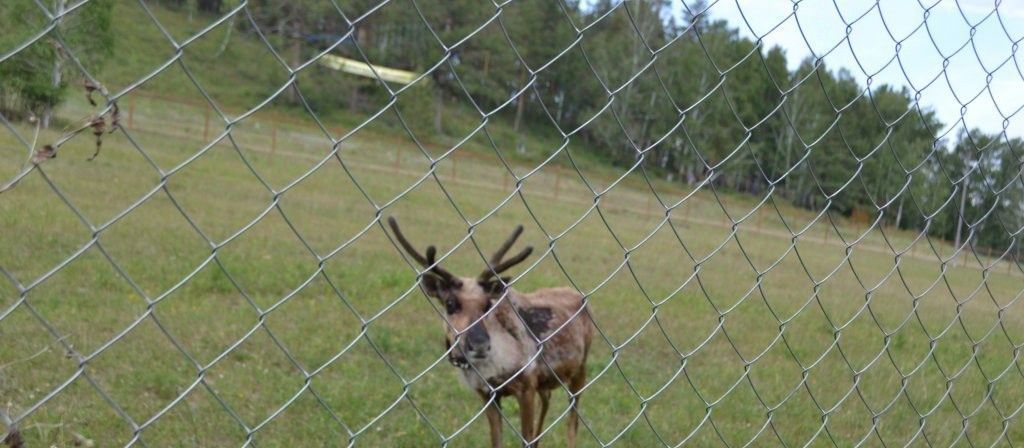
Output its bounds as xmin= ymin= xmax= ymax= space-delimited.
xmin=679 ymin=0 xmax=1024 ymax=141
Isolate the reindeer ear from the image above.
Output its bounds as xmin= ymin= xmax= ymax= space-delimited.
xmin=482 ymin=276 xmax=512 ymax=295
xmin=421 ymin=273 xmax=462 ymax=299
xmin=420 ymin=274 xmax=443 ymax=298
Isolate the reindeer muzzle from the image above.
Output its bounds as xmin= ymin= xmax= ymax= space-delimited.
xmin=445 ymin=337 xmax=471 ymax=369
xmin=449 ymin=355 xmax=471 ymax=369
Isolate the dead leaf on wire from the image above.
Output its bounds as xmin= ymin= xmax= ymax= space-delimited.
xmin=108 ymin=102 xmax=120 ymax=133
xmin=88 ymin=115 xmax=106 ymax=161
xmin=84 ymin=79 xmax=100 ymax=106
xmin=32 ymin=144 xmax=57 ymax=165
xmin=81 ymin=79 xmax=120 ymax=161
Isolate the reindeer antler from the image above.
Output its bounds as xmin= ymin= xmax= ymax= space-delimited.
xmin=388 ymin=217 xmax=454 ymax=282
xmin=488 ymin=225 xmax=523 ymax=267
xmin=479 ymin=225 xmax=534 ymax=281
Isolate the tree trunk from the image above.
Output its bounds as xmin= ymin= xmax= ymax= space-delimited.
xmin=433 ymin=16 xmax=452 ymax=136
xmin=636 ymin=90 xmax=658 ymax=152
xmin=349 ymin=84 xmax=362 ymax=111
xmin=287 ymin=20 xmax=302 ymax=104
xmin=434 ymin=87 xmax=444 ymax=135
xmin=42 ymin=0 xmax=67 ymax=129
xmin=512 ymin=69 xmax=528 ymax=154
xmin=513 ymin=71 xmax=528 ymax=134
xmin=213 ymin=14 xmax=235 ymax=58
xmin=197 ymin=0 xmax=222 ymax=13
xmin=894 ymin=194 xmax=904 ymax=230
xmin=555 ymin=90 xmax=565 ymax=125
xmin=954 ymin=177 xmax=969 ymax=249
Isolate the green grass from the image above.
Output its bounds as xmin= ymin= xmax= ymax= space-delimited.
xmin=3 ymin=97 xmax=1024 ymax=447
xmin=2 ymin=2 xmax=1024 ymax=446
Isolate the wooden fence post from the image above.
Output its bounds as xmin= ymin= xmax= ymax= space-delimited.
xmin=1008 ymin=242 xmax=1015 ymax=274
xmin=553 ymin=168 xmax=561 ymax=200
xmin=271 ymin=123 xmax=278 ymax=155
xmin=128 ymin=96 xmax=135 ymax=129
xmin=203 ymin=107 xmax=211 ymax=141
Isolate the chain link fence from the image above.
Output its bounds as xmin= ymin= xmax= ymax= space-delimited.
xmin=2 ymin=0 xmax=1023 ymax=446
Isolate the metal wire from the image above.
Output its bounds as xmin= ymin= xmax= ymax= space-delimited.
xmin=1 ymin=0 xmax=1023 ymax=446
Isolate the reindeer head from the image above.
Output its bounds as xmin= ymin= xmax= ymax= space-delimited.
xmin=387 ymin=217 xmax=533 ymax=369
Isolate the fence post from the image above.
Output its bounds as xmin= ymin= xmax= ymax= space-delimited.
xmin=128 ymin=96 xmax=135 ymax=129
xmin=553 ymin=168 xmax=561 ymax=200
xmin=1009 ymin=242 xmax=1015 ymax=274
xmin=203 ymin=107 xmax=211 ymax=141
xmin=271 ymin=123 xmax=278 ymax=155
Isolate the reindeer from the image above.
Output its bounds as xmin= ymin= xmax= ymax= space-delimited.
xmin=387 ymin=217 xmax=594 ymax=448
xmin=2 ymin=428 xmax=23 ymax=448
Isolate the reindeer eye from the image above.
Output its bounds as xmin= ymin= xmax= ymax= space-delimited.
xmin=445 ymin=299 xmax=460 ymax=315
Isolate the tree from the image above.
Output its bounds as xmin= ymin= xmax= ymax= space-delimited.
xmin=0 ymin=0 xmax=114 ymax=126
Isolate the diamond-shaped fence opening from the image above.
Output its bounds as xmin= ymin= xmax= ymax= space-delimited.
xmin=2 ymin=0 xmax=1024 ymax=446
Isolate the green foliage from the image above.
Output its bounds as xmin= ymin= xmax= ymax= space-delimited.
xmin=2 ymin=91 xmax=1021 ymax=445
xmin=8 ymin=0 xmax=1018 ymax=258
xmin=0 ymin=0 xmax=114 ymax=121
xmin=0 ymin=1 xmax=61 ymax=120
xmin=159 ymin=0 xmax=1024 ymax=259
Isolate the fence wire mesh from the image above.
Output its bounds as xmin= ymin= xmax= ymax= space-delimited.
xmin=2 ymin=0 xmax=1024 ymax=446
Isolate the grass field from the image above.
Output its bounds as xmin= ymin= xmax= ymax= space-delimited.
xmin=3 ymin=2 xmax=1024 ymax=446
xmin=3 ymin=90 xmax=1024 ymax=446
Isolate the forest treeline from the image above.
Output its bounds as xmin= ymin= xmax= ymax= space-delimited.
xmin=4 ymin=0 xmax=1022 ymax=260
xmin=175 ymin=0 xmax=1024 ymax=261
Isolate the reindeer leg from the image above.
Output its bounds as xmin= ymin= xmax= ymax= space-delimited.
xmin=481 ymin=393 xmax=504 ymax=448
xmin=517 ymin=385 xmax=537 ymax=447
xmin=567 ymin=371 xmax=586 ymax=448
xmin=536 ymin=388 xmax=551 ymax=444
